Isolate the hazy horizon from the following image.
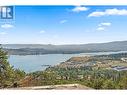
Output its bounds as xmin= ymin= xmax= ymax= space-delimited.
xmin=1 ymin=40 xmax=127 ymax=45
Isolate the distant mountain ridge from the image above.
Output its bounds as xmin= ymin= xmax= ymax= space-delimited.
xmin=1 ymin=40 xmax=127 ymax=55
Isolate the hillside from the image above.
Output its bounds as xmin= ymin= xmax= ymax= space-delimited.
xmin=1 ymin=40 xmax=127 ymax=55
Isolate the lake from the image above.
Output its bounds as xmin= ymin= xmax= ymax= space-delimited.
xmin=8 ymin=51 xmax=127 ymax=73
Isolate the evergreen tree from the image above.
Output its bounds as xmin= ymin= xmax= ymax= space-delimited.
xmin=0 ymin=46 xmax=26 ymax=88
xmin=0 ymin=46 xmax=16 ymax=87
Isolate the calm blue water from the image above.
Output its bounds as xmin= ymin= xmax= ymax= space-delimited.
xmin=8 ymin=51 xmax=127 ymax=73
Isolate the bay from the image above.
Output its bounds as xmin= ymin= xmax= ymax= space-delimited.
xmin=8 ymin=51 xmax=127 ymax=73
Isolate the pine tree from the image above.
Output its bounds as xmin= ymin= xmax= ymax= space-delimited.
xmin=0 ymin=45 xmax=15 ymax=88
xmin=0 ymin=45 xmax=26 ymax=88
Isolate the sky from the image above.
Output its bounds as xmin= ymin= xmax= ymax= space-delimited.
xmin=0 ymin=5 xmax=127 ymax=45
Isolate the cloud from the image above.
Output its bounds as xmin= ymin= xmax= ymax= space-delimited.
xmin=96 ymin=27 xmax=105 ymax=31
xmin=1 ymin=24 xmax=14 ymax=29
xmin=72 ymin=6 xmax=89 ymax=12
xmin=99 ymin=22 xmax=111 ymax=27
xmin=0 ymin=32 xmax=7 ymax=35
xmin=96 ymin=22 xmax=111 ymax=31
xmin=39 ymin=30 xmax=45 ymax=34
xmin=60 ymin=20 xmax=67 ymax=24
xmin=88 ymin=8 xmax=127 ymax=17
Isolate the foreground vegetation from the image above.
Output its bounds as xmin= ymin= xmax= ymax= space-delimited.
xmin=1 ymin=46 xmax=127 ymax=89
xmin=23 ymin=67 xmax=127 ymax=89
xmin=0 ymin=47 xmax=25 ymax=88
